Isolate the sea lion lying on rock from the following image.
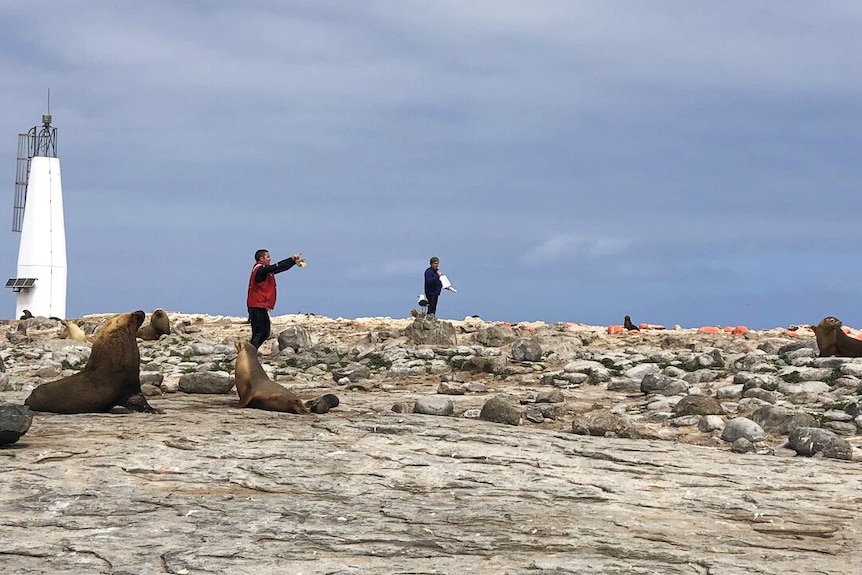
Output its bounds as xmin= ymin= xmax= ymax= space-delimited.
xmin=234 ymin=340 xmax=339 ymax=414
xmin=812 ymin=316 xmax=862 ymax=357
xmin=25 ymin=310 xmax=161 ymax=413
xmin=137 ymin=308 xmax=171 ymax=340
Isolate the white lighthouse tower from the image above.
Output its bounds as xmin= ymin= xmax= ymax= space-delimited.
xmin=5 ymin=113 xmax=67 ymax=319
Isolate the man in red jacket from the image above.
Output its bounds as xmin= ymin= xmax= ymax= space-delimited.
xmin=247 ymin=249 xmax=303 ymax=349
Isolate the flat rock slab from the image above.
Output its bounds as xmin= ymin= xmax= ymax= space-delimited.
xmin=1 ymin=393 xmax=860 ymax=574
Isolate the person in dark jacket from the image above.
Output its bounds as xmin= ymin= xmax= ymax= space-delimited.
xmin=246 ymin=249 xmax=302 ymax=348
xmin=423 ymin=256 xmax=443 ymax=318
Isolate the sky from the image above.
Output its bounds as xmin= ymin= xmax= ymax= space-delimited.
xmin=1 ymin=1 xmax=861 ymax=329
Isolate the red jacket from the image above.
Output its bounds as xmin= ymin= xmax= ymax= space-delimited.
xmin=247 ymin=263 xmax=277 ymax=309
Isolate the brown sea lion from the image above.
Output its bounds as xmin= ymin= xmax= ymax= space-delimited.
xmin=623 ymin=315 xmax=640 ymax=331
xmin=25 ymin=310 xmax=161 ymax=413
xmin=812 ymin=316 xmax=862 ymax=358
xmin=233 ymin=340 xmax=339 ymax=414
xmin=137 ymin=308 xmax=171 ymax=340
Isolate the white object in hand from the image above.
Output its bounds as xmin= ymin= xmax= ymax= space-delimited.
xmin=440 ymin=274 xmax=457 ymax=293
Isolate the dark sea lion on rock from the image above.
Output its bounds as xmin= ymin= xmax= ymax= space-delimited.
xmin=25 ymin=310 xmax=161 ymax=413
xmin=623 ymin=315 xmax=640 ymax=331
xmin=234 ymin=340 xmax=339 ymax=414
xmin=812 ymin=316 xmax=862 ymax=357
xmin=137 ymin=308 xmax=171 ymax=340
xmin=19 ymin=310 xmax=33 ymax=320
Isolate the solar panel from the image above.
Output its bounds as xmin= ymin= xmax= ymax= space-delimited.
xmin=5 ymin=278 xmax=36 ymax=290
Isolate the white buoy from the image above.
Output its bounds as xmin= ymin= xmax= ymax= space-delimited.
xmin=6 ymin=114 xmax=67 ymax=319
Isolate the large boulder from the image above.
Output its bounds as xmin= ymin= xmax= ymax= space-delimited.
xmin=461 ymin=355 xmax=508 ymax=375
xmin=178 ymin=372 xmax=234 ymax=394
xmin=720 ymin=417 xmax=766 ymax=443
xmin=404 ymin=318 xmax=457 ymax=346
xmin=277 ymin=326 xmax=313 ymax=352
xmin=571 ymin=409 xmax=639 ymax=439
xmin=473 ymin=325 xmax=517 ymax=347
xmin=750 ymin=405 xmax=818 ymax=435
xmin=332 ymin=363 xmax=371 ymax=383
xmin=787 ymin=427 xmax=853 ymax=460
xmin=479 ymin=396 xmax=521 ymax=426
xmin=0 ymin=404 xmax=33 ymax=445
xmin=414 ymin=396 xmax=454 ymax=416
xmin=511 ymin=338 xmax=543 ymax=362
xmin=672 ymin=394 xmax=724 ymax=416
xmin=640 ymin=373 xmax=689 ymax=396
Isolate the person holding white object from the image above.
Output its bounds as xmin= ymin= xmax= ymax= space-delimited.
xmin=423 ymin=256 xmax=443 ymax=317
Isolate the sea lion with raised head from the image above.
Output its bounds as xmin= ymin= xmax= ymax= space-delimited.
xmin=137 ymin=308 xmax=171 ymax=340
xmin=234 ymin=340 xmax=339 ymax=414
xmin=25 ymin=310 xmax=161 ymax=413
xmin=60 ymin=319 xmax=89 ymax=343
xmin=812 ymin=316 xmax=862 ymax=358
xmin=623 ymin=315 xmax=640 ymax=331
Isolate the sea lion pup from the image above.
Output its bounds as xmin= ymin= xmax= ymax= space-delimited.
xmin=25 ymin=310 xmax=161 ymax=414
xmin=59 ymin=319 xmax=89 ymax=343
xmin=812 ymin=316 xmax=862 ymax=358
xmin=233 ymin=340 xmax=339 ymax=414
xmin=137 ymin=308 xmax=171 ymax=340
xmin=623 ymin=315 xmax=640 ymax=331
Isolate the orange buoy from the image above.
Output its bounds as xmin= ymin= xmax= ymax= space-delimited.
xmin=723 ymin=326 xmax=733 ymax=333
xmin=607 ymin=325 xmax=623 ymax=334
xmin=697 ymin=326 xmax=720 ymax=335
xmin=731 ymin=326 xmax=749 ymax=335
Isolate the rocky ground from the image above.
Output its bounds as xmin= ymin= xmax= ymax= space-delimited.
xmin=1 ymin=311 xmax=862 ymax=574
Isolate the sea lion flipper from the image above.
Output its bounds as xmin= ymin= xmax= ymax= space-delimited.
xmin=305 ymin=394 xmax=340 ymax=414
xmin=117 ymin=391 xmax=162 ymax=414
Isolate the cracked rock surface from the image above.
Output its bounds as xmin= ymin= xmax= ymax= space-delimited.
xmin=1 ymin=313 xmax=862 ymax=574
xmin=2 ymin=393 xmax=860 ymax=574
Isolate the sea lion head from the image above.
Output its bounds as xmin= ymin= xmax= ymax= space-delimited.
xmin=813 ymin=316 xmax=848 ymax=357
xmin=61 ymin=319 xmax=89 ymax=343
xmin=137 ymin=309 xmax=170 ymax=340
xmin=149 ymin=309 xmax=171 ymax=335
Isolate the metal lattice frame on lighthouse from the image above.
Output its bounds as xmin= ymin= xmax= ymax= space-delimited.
xmin=6 ymin=114 xmax=67 ymax=319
